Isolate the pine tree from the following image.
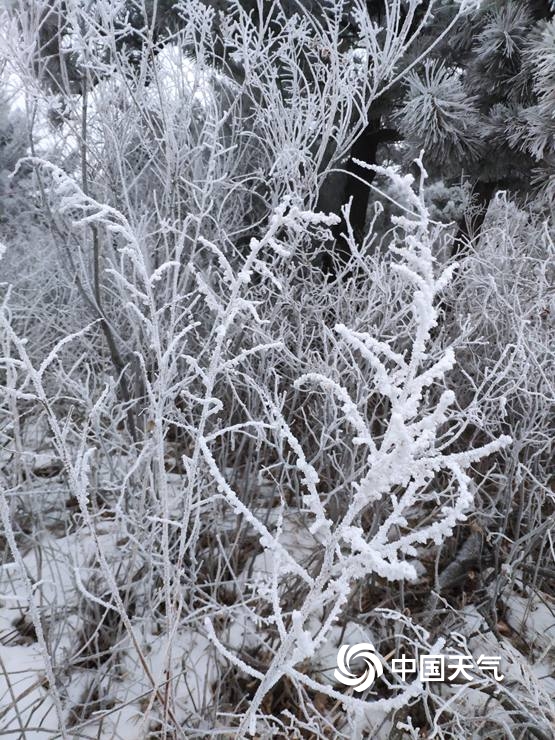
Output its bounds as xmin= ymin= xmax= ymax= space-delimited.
xmin=394 ymin=0 xmax=555 ymax=255
xmin=12 ymin=0 xmax=555 ymax=267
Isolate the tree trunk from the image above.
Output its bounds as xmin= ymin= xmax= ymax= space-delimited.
xmin=318 ymin=121 xmax=399 ymax=276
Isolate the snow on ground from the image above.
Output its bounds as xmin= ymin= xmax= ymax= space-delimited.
xmin=0 ymin=643 xmax=57 ymax=737
xmin=0 ymin=467 xmax=222 ymax=736
xmin=1 ymin=454 xmax=554 ymax=736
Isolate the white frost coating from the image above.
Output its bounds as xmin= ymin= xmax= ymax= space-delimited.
xmin=2 ymin=0 xmax=546 ymax=734
xmin=221 ymin=161 xmax=512 ymax=736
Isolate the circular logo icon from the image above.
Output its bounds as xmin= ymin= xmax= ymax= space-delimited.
xmin=334 ymin=642 xmax=383 ymax=692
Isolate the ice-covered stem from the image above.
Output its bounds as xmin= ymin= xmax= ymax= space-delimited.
xmin=231 ymin=160 xmax=511 ymax=735
xmin=0 ymin=487 xmax=68 ymax=737
xmin=174 ymin=199 xmax=340 ymax=577
xmin=0 ymin=309 xmax=181 ymax=728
